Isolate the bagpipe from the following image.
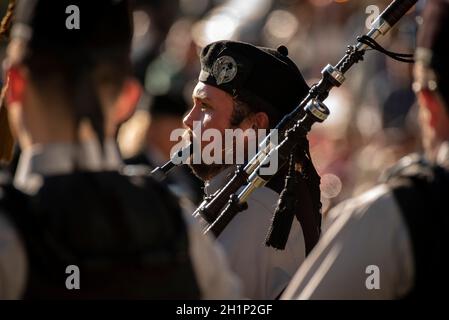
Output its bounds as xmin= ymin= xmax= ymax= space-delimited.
xmin=153 ymin=0 xmax=418 ymax=254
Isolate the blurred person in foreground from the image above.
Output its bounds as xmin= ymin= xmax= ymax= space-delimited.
xmin=0 ymin=0 xmax=240 ymax=299
xmin=282 ymin=0 xmax=449 ymax=300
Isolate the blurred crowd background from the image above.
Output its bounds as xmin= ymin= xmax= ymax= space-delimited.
xmin=0 ymin=0 xmax=424 ymax=215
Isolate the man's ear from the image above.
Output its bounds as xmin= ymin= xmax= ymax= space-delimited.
xmin=6 ymin=67 xmax=26 ymax=106
xmin=252 ymin=111 xmax=270 ymax=130
xmin=418 ymin=89 xmax=444 ymax=128
xmin=113 ymin=77 xmax=142 ymax=124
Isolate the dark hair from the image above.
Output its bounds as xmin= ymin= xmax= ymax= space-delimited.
xmin=231 ymin=92 xmax=282 ymax=128
xmin=230 ymin=99 xmax=252 ymax=127
xmin=24 ymin=50 xmax=130 ymax=100
xmin=22 ymin=47 xmax=131 ymax=146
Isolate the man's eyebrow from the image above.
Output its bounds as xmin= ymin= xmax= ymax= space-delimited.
xmin=192 ymin=91 xmax=211 ymax=103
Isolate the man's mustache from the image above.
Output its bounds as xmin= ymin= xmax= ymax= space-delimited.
xmin=184 ymin=127 xmax=207 ymax=144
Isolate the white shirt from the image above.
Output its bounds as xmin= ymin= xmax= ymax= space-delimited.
xmin=199 ymin=167 xmax=306 ymax=300
xmin=282 ymin=143 xmax=449 ymax=300
xmin=0 ymin=141 xmax=241 ymax=299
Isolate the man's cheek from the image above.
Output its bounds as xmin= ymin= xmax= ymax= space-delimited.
xmin=201 ymin=113 xmax=213 ymax=128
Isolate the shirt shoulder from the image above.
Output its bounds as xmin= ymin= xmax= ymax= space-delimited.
xmin=283 ymin=184 xmax=415 ymax=299
xmin=324 ymin=184 xmax=399 ymax=232
xmin=247 ymin=186 xmax=280 ymax=216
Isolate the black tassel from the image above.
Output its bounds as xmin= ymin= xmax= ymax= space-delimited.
xmin=293 ymin=142 xmax=322 ymax=255
xmin=265 ymin=151 xmax=298 ymax=250
xmin=265 ymin=139 xmax=322 ymax=255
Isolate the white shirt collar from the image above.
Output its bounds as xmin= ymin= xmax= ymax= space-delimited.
xmin=14 ymin=139 xmax=122 ymax=194
xmin=436 ymin=141 xmax=449 ymax=169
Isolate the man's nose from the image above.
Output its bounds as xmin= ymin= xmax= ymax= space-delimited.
xmin=183 ymin=106 xmax=198 ymax=130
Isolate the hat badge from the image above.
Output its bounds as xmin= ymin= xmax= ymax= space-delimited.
xmin=212 ymin=56 xmax=238 ymax=85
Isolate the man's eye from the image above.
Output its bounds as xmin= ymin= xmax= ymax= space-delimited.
xmin=201 ymin=103 xmax=211 ymax=111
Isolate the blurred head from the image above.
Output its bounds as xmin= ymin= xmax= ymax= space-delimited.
xmin=4 ymin=0 xmax=141 ymax=149
xmin=146 ymin=93 xmax=189 ymax=160
xmin=183 ymin=40 xmax=309 ymax=180
xmin=413 ymin=0 xmax=449 ymax=160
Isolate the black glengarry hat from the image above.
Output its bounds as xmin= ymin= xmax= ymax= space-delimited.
xmin=199 ymin=40 xmax=309 ymax=123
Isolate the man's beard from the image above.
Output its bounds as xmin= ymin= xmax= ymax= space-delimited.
xmin=184 ymin=128 xmax=248 ymax=181
xmin=188 ymin=163 xmax=232 ymax=181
